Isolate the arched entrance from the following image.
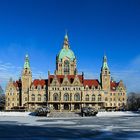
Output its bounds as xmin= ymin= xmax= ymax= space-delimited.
xmin=53 ymin=104 xmax=59 ymax=110
xmin=74 ymin=104 xmax=80 ymax=110
xmin=64 ymin=104 xmax=69 ymax=110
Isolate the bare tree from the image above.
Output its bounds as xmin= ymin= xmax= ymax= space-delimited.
xmin=0 ymin=94 xmax=5 ymax=110
xmin=127 ymin=92 xmax=140 ymax=111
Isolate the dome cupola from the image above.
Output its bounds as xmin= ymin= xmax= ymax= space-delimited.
xmin=58 ymin=33 xmax=76 ymax=61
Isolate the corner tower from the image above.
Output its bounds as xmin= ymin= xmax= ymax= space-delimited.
xmin=100 ymin=55 xmax=110 ymax=91
xmin=21 ymin=54 xmax=32 ymax=107
xmin=56 ymin=33 xmax=76 ymax=75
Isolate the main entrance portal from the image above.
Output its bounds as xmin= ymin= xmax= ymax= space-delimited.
xmin=64 ymin=104 xmax=69 ymax=110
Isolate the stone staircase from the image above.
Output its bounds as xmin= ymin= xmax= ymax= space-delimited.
xmin=48 ymin=111 xmax=81 ymax=118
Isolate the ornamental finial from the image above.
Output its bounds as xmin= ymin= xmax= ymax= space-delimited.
xmin=63 ymin=30 xmax=69 ymax=49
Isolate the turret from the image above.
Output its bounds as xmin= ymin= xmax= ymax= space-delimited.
xmin=100 ymin=55 xmax=110 ymax=91
xmin=56 ymin=32 xmax=76 ymax=75
xmin=21 ymin=54 xmax=32 ymax=107
xmin=63 ymin=32 xmax=69 ymax=49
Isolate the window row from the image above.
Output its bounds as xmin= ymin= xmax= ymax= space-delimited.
xmin=7 ymin=98 xmax=19 ymax=101
xmin=7 ymin=92 xmax=18 ymax=96
xmin=105 ymin=97 xmax=125 ymax=101
xmin=7 ymin=103 xmax=19 ymax=107
xmin=51 ymin=87 xmax=81 ymax=91
xmin=110 ymin=93 xmax=125 ymax=96
xmin=53 ymin=93 xmax=80 ymax=101
xmin=85 ymin=86 xmax=100 ymax=90
xmin=31 ymin=86 xmax=46 ymax=90
xmin=85 ymin=94 xmax=102 ymax=101
xmin=52 ymin=93 xmax=102 ymax=102
xmin=106 ymin=102 xmax=125 ymax=107
xmin=31 ymin=94 xmax=46 ymax=101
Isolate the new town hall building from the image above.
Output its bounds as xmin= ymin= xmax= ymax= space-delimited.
xmin=5 ymin=34 xmax=127 ymax=111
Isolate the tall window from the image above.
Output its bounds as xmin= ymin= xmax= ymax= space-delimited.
xmin=64 ymin=93 xmax=69 ymax=101
xmin=38 ymin=94 xmax=41 ymax=101
xmin=85 ymin=94 xmax=89 ymax=101
xmin=44 ymin=95 xmax=46 ymax=101
xmin=31 ymin=94 xmax=35 ymax=101
xmin=53 ymin=93 xmax=59 ymax=101
xmin=64 ymin=60 xmax=69 ymax=74
xmin=98 ymin=94 xmax=101 ymax=101
xmin=92 ymin=94 xmax=95 ymax=101
xmin=38 ymin=85 xmax=41 ymax=91
xmin=25 ymin=97 xmax=27 ymax=101
xmin=105 ymin=97 xmax=108 ymax=101
xmin=74 ymin=93 xmax=80 ymax=101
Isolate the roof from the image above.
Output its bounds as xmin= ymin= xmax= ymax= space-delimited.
xmin=24 ymin=54 xmax=30 ymax=69
xmin=83 ymin=79 xmax=99 ymax=87
xmin=110 ymin=81 xmax=119 ymax=91
xmin=48 ymin=75 xmax=83 ymax=85
xmin=58 ymin=48 xmax=75 ymax=61
xmin=31 ymin=79 xmax=48 ymax=87
xmin=13 ymin=80 xmax=22 ymax=88
xmin=57 ymin=34 xmax=76 ymax=61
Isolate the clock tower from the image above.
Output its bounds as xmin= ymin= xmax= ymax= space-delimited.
xmin=21 ymin=54 xmax=32 ymax=107
xmin=100 ymin=55 xmax=110 ymax=91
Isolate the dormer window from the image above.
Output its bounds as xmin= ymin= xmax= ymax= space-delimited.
xmin=64 ymin=60 xmax=70 ymax=75
xmin=38 ymin=85 xmax=41 ymax=91
xmin=112 ymin=87 xmax=115 ymax=90
xmin=64 ymin=81 xmax=68 ymax=86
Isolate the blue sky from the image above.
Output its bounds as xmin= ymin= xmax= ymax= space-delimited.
xmin=0 ymin=0 xmax=140 ymax=93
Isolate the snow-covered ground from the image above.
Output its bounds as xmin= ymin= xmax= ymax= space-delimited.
xmin=0 ymin=112 xmax=140 ymax=139
xmin=0 ymin=111 xmax=139 ymax=117
xmin=0 ymin=114 xmax=140 ymax=139
xmin=97 ymin=111 xmax=140 ymax=117
xmin=0 ymin=111 xmax=30 ymax=116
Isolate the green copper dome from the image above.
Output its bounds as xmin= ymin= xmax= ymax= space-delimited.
xmin=102 ymin=55 xmax=109 ymax=70
xmin=58 ymin=33 xmax=76 ymax=61
xmin=58 ymin=48 xmax=75 ymax=61
xmin=24 ymin=54 xmax=30 ymax=69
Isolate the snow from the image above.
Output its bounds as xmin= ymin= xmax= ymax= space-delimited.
xmin=0 ymin=111 xmax=139 ymax=117
xmin=0 ymin=111 xmax=31 ymax=116
xmin=97 ymin=111 xmax=140 ymax=117
xmin=0 ymin=114 xmax=140 ymax=139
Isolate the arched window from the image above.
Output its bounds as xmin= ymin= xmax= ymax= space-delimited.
xmin=25 ymin=97 xmax=27 ymax=101
xmin=64 ymin=93 xmax=69 ymax=101
xmin=92 ymin=94 xmax=95 ymax=101
xmin=38 ymin=85 xmax=41 ymax=90
xmin=98 ymin=94 xmax=101 ymax=101
xmin=38 ymin=94 xmax=41 ymax=101
xmin=44 ymin=95 xmax=46 ymax=101
xmin=85 ymin=94 xmax=89 ymax=101
xmin=74 ymin=93 xmax=80 ymax=101
xmin=31 ymin=94 xmax=35 ymax=101
xmin=53 ymin=93 xmax=59 ymax=101
xmin=64 ymin=60 xmax=70 ymax=74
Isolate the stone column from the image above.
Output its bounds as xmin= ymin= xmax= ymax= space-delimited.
xmin=71 ymin=104 xmax=74 ymax=111
xmin=60 ymin=104 xmax=63 ymax=112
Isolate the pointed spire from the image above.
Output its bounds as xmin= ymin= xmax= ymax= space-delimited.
xmin=63 ymin=31 xmax=69 ymax=49
xmin=65 ymin=30 xmax=68 ymax=40
xmin=24 ymin=54 xmax=30 ymax=69
xmin=102 ymin=54 xmax=109 ymax=70
xmin=9 ymin=77 xmax=13 ymax=83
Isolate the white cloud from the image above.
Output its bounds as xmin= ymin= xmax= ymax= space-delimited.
xmin=80 ymin=55 xmax=140 ymax=93
xmin=111 ymin=56 xmax=140 ymax=93
xmin=1 ymin=55 xmax=140 ymax=93
xmin=0 ymin=62 xmax=47 ymax=91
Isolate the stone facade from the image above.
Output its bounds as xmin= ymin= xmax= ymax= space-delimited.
xmin=5 ymin=79 xmax=22 ymax=110
xmin=5 ymin=33 xmax=127 ymax=111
